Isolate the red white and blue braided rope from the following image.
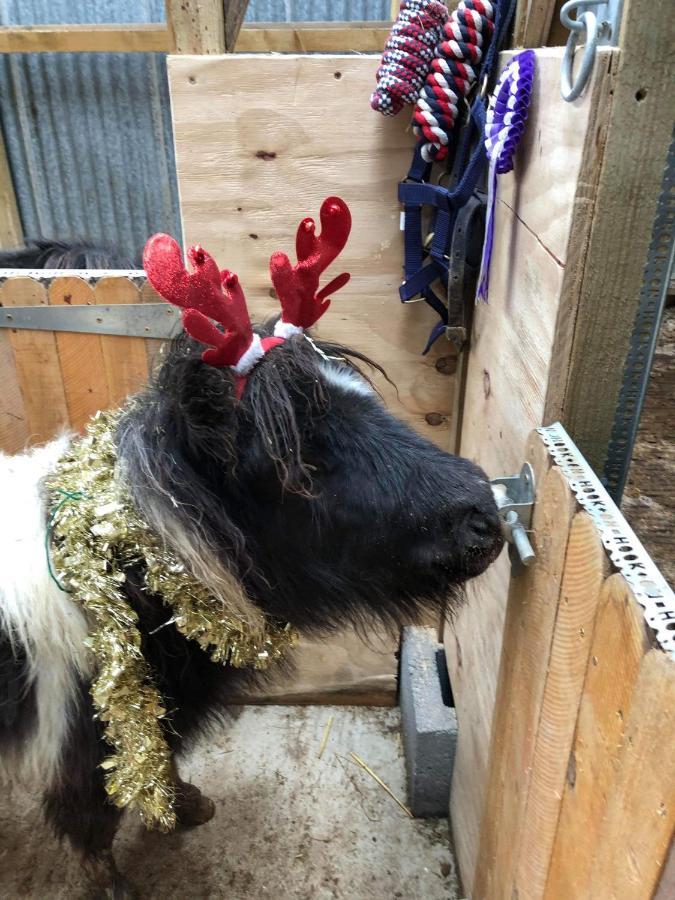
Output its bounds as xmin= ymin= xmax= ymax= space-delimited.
xmin=371 ymin=0 xmax=449 ymax=117
xmin=413 ymin=0 xmax=496 ymax=162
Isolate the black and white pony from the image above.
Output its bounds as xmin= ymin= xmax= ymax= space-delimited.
xmin=0 ymin=237 xmax=502 ymax=896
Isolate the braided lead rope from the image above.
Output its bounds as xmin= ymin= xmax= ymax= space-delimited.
xmin=413 ymin=0 xmax=496 ymax=162
xmin=371 ymin=0 xmax=449 ymax=117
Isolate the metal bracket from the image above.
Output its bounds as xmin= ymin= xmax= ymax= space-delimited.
xmin=560 ymin=0 xmax=623 ymax=102
xmin=491 ymin=463 xmax=536 ymax=574
xmin=0 ymin=303 xmax=181 ymax=339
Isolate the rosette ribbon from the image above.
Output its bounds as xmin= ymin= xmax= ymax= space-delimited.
xmin=476 ymin=49 xmax=536 ymax=303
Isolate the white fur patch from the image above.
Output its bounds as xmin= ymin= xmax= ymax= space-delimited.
xmin=320 ymin=363 xmax=373 ymax=398
xmin=0 ymin=437 xmax=93 ymax=789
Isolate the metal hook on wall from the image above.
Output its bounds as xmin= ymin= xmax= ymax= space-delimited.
xmin=560 ymin=0 xmax=623 ymax=102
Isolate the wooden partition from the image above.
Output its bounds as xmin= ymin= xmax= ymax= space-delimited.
xmin=0 ymin=275 xmax=156 ymax=453
xmin=473 ymin=427 xmax=675 ymax=899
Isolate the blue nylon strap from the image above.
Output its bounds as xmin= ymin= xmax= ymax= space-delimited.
xmin=397 ymin=0 xmax=519 ymax=350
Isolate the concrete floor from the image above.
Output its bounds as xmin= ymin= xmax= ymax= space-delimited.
xmin=0 ymin=706 xmax=460 ymax=899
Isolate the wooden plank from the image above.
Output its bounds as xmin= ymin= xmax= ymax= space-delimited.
xmin=168 ymin=53 xmax=453 ymax=447
xmin=473 ymin=458 xmax=576 ymax=899
xmin=49 ymin=278 xmax=110 ymax=434
xmin=0 ymin=24 xmax=169 ymax=54
xmin=545 ymin=0 xmax=675 ymax=472
xmin=234 ymin=22 xmax=391 ymax=53
xmin=224 ymin=1 xmax=251 ymax=52
xmin=588 ymin=650 xmax=675 ymax=899
xmin=140 ymin=279 xmax=169 ymax=375
xmin=0 ymin=22 xmax=392 ymax=55
xmin=544 ymin=574 xmax=651 ymax=898
xmin=165 ymin=0 xmax=226 ymax=54
xmin=1 ymin=278 xmax=68 ymax=446
xmin=622 ymin=306 xmax=675 ymax=589
xmin=513 ymin=0 xmax=559 ymax=48
xmin=94 ymin=278 xmax=149 ymax=406
xmin=513 ymin=511 xmax=607 ymax=897
xmin=0 ymin=316 xmax=29 ymax=454
xmin=0 ymin=128 xmax=22 ymax=249
xmin=230 ymin=631 xmax=397 ymax=707
xmin=445 ymin=47 xmax=618 ymax=889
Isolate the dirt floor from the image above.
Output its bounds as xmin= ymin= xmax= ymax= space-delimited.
xmin=622 ymin=306 xmax=675 ymax=587
xmin=0 ymin=706 xmax=460 ymax=900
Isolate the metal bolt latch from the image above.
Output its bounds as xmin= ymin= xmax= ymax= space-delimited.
xmin=491 ymin=463 xmax=536 ymax=573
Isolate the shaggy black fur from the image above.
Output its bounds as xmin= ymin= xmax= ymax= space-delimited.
xmin=35 ymin=322 xmax=503 ymax=869
xmin=0 ymin=628 xmax=37 ymax=752
xmin=0 ymin=239 xmax=140 ymax=270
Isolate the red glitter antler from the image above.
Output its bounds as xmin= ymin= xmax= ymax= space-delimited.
xmin=270 ymin=197 xmax=351 ymax=336
xmin=143 ymin=234 xmax=259 ymax=370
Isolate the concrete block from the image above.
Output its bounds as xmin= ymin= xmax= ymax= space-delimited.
xmin=400 ymin=625 xmax=457 ymax=818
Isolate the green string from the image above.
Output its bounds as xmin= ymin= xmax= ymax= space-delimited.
xmin=45 ymin=489 xmax=88 ymax=593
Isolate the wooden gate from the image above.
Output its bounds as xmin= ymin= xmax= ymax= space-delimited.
xmin=472 ymin=424 xmax=674 ymax=899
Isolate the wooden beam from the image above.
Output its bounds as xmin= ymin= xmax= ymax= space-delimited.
xmin=234 ymin=22 xmax=390 ymax=54
xmin=224 ymin=1 xmax=250 ymax=52
xmin=165 ymin=0 xmax=226 ymax=54
xmin=513 ymin=0 xmax=560 ymax=47
xmin=544 ymin=0 xmax=675 ymax=472
xmin=0 ymin=23 xmax=169 ymax=54
xmin=0 ymin=22 xmax=391 ymax=55
xmin=0 ymin=127 xmax=22 ymax=249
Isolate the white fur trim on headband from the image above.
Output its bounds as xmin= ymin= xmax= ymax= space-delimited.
xmin=274 ymin=320 xmax=304 ymax=339
xmin=232 ymin=333 xmax=265 ymax=376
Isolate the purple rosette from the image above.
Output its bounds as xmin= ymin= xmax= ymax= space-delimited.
xmin=476 ymin=49 xmax=536 ymax=303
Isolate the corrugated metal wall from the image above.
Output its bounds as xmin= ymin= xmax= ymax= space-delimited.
xmin=0 ymin=1 xmax=390 ymax=262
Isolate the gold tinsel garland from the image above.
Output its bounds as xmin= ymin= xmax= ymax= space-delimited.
xmin=46 ymin=410 xmax=297 ymax=831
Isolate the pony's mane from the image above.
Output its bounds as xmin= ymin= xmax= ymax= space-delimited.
xmin=0 ymin=239 xmax=139 ymax=269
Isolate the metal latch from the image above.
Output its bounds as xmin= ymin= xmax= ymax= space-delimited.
xmin=0 ymin=303 xmax=181 ymax=339
xmin=491 ymin=463 xmax=536 ymax=573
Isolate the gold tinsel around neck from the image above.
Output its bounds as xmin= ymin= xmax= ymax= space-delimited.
xmin=46 ymin=409 xmax=297 ymax=831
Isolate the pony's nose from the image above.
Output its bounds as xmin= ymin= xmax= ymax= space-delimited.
xmin=463 ymin=507 xmax=503 ymax=552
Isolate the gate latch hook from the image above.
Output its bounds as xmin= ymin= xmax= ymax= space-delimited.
xmin=491 ymin=463 xmax=536 ymax=573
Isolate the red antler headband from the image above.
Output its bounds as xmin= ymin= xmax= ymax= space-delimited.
xmin=143 ymin=197 xmax=351 ymax=398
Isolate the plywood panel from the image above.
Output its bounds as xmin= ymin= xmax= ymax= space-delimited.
xmin=168 ymin=53 xmax=454 ymax=703
xmin=49 ymin=278 xmax=110 ymax=433
xmin=168 ymin=53 xmax=453 ymax=447
xmin=1 ymin=278 xmax=69 ymax=447
xmin=446 ymin=48 xmax=619 ymax=889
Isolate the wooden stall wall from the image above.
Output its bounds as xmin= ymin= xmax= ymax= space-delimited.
xmin=443 ymin=46 xmax=619 ymax=885
xmin=474 ymin=430 xmax=675 ymax=900
xmin=167 ymin=52 xmax=458 ymax=700
xmin=0 ymin=275 xmax=152 ymax=453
